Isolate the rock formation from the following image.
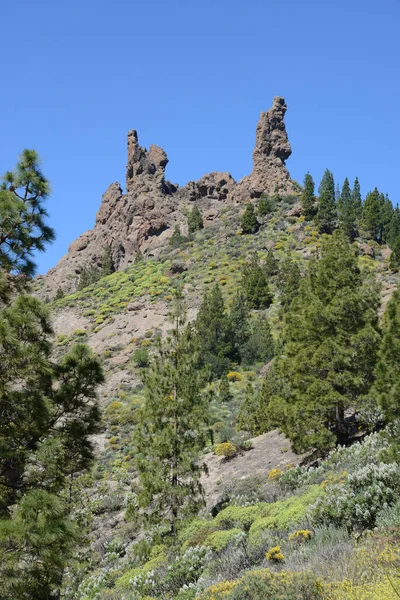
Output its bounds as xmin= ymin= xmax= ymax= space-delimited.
xmin=37 ymin=97 xmax=297 ymax=298
xmin=233 ymin=96 xmax=297 ymax=201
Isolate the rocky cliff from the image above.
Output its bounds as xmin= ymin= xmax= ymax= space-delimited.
xmin=38 ymin=96 xmax=296 ymax=297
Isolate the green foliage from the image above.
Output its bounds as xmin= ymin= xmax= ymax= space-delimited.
xmin=222 ymin=570 xmax=324 ymax=600
xmin=55 ymin=287 xmax=65 ymax=300
xmin=264 ymin=249 xmax=279 ymax=277
xmin=178 ymin=519 xmax=215 ymax=551
xmin=188 ymin=205 xmax=204 ymax=234
xmin=133 ymin=347 xmax=150 ymax=368
xmin=389 ymin=236 xmax=400 ymax=270
xmin=101 ymin=245 xmax=116 ymax=277
xmin=194 ymin=284 xmax=231 ymax=377
xmin=134 ymin=293 xmax=210 ymax=536
xmin=339 ymin=177 xmax=359 ymax=241
xmin=310 ymin=462 xmax=400 ymax=531
xmin=170 ymin=225 xmax=187 ymax=248
xmin=0 ymin=490 xmax=77 ymax=600
xmin=258 ymin=193 xmax=273 ymax=217
xmin=241 ymin=203 xmax=259 ymax=234
xmin=0 ymin=151 xmax=104 ymax=599
xmin=203 ymin=528 xmax=243 ymax=552
xmin=361 ymin=188 xmax=394 ymax=243
xmin=227 ymin=290 xmax=250 ymax=362
xmin=301 ymin=173 xmax=316 ymax=220
xmin=214 ymin=442 xmax=237 ymax=458
xmin=374 ymin=290 xmax=400 ymax=420
xmin=351 ymin=176 xmax=363 ymax=222
xmin=315 ymin=169 xmax=337 ymax=234
xmin=240 ymin=314 xmax=274 ymax=365
xmin=248 ymin=486 xmax=323 ymax=548
xmin=219 ymin=375 xmax=233 ymax=403
xmin=266 ymin=231 xmax=381 ymax=452
xmin=277 ymin=256 xmax=301 ymax=309
xmin=0 ymin=149 xmax=54 ymax=284
xmin=241 ymin=254 xmax=273 ymax=309
xmin=387 ymin=206 xmax=400 ymax=248
xmin=77 ymin=264 xmax=102 ymax=290
xmin=213 ymin=503 xmax=267 ymax=531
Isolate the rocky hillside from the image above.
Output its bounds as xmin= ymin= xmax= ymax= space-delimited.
xmin=28 ymin=97 xmax=400 ymax=600
xmin=37 ymin=96 xmax=298 ymax=298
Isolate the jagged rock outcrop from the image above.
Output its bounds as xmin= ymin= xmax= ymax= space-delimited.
xmin=233 ymin=96 xmax=297 ymax=201
xmin=37 ymin=97 xmax=297 ymax=298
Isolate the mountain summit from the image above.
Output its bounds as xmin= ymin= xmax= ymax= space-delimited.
xmin=39 ymin=96 xmax=296 ymax=296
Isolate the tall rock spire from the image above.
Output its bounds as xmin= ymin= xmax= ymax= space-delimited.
xmin=126 ymin=130 xmax=168 ymax=192
xmin=234 ymin=96 xmax=296 ymax=200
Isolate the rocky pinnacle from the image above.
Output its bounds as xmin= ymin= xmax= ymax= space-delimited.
xmin=36 ymin=97 xmax=297 ymax=297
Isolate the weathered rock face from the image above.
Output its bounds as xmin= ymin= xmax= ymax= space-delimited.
xmin=37 ymin=97 xmax=297 ymax=298
xmin=233 ymin=97 xmax=297 ymax=202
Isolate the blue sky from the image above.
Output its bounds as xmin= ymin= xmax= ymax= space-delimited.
xmin=1 ymin=0 xmax=400 ymax=273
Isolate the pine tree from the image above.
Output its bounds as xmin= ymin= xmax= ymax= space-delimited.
xmin=381 ymin=195 xmax=394 ymax=243
xmin=258 ymin=193 xmax=273 ymax=217
xmin=134 ymin=294 xmax=209 ymax=536
xmin=264 ymin=249 xmax=279 ymax=277
xmin=219 ymin=375 xmax=233 ymax=403
xmin=389 ymin=236 xmax=400 ymax=271
xmin=238 ymin=366 xmax=284 ymax=435
xmin=388 ymin=206 xmax=400 ymax=248
xmin=339 ymin=177 xmax=359 ymax=241
xmin=315 ymin=169 xmax=337 ymax=234
xmin=101 ymin=245 xmax=115 ymax=277
xmin=188 ymin=205 xmax=204 ymax=234
xmin=77 ymin=264 xmax=101 ymax=290
xmin=195 ymin=284 xmax=231 ymax=376
xmin=265 ymin=231 xmax=381 ymax=452
xmin=169 ymin=225 xmax=187 ymax=248
xmin=0 ymin=151 xmax=104 ymax=597
xmin=135 ymin=248 xmax=144 ymax=263
xmin=228 ymin=291 xmax=250 ymax=362
xmin=277 ymin=258 xmax=301 ymax=310
xmin=362 ymin=188 xmax=384 ymax=242
xmin=240 ymin=314 xmax=275 ymax=365
xmin=0 ymin=150 xmax=55 ymax=284
xmin=301 ymin=173 xmax=316 ymax=220
xmin=351 ymin=177 xmax=363 ymax=221
xmin=373 ymin=290 xmax=400 ymax=421
xmin=242 ymin=254 xmax=273 ymax=309
xmin=240 ymin=203 xmax=259 ymax=234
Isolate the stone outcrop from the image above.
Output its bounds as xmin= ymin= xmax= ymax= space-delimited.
xmin=233 ymin=96 xmax=297 ymax=201
xmin=37 ymin=97 xmax=297 ymax=298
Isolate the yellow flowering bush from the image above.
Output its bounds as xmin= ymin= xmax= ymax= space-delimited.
xmin=198 ymin=578 xmax=241 ymax=599
xmin=266 ymin=546 xmax=285 ymax=563
xmin=288 ymin=529 xmax=312 ymax=542
xmin=227 ymin=371 xmax=242 ymax=382
xmin=268 ymin=468 xmax=283 ymax=481
xmin=215 ymin=442 xmax=237 ymax=458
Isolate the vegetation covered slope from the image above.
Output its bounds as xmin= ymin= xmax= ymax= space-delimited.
xmin=3 ymin=148 xmax=400 ymax=600
xmin=33 ymin=175 xmax=400 ymax=599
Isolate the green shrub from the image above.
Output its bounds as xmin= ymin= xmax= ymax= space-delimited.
xmin=133 ymin=348 xmax=150 ymax=367
xmin=229 ymin=569 xmax=324 ymax=600
xmin=115 ymin=553 xmax=165 ymax=589
xmin=178 ymin=519 xmax=215 ymax=551
xmin=310 ymin=462 xmax=400 ymax=531
xmin=241 ymin=204 xmax=259 ymax=234
xmin=199 ymin=570 xmax=324 ymax=600
xmin=213 ymin=503 xmax=267 ymax=531
xmin=248 ymin=486 xmax=323 ymax=548
xmin=203 ymin=528 xmax=243 ymax=552
xmin=215 ymin=442 xmax=237 ymax=458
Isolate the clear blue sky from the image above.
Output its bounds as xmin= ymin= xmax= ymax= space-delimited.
xmin=2 ymin=0 xmax=399 ymax=274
